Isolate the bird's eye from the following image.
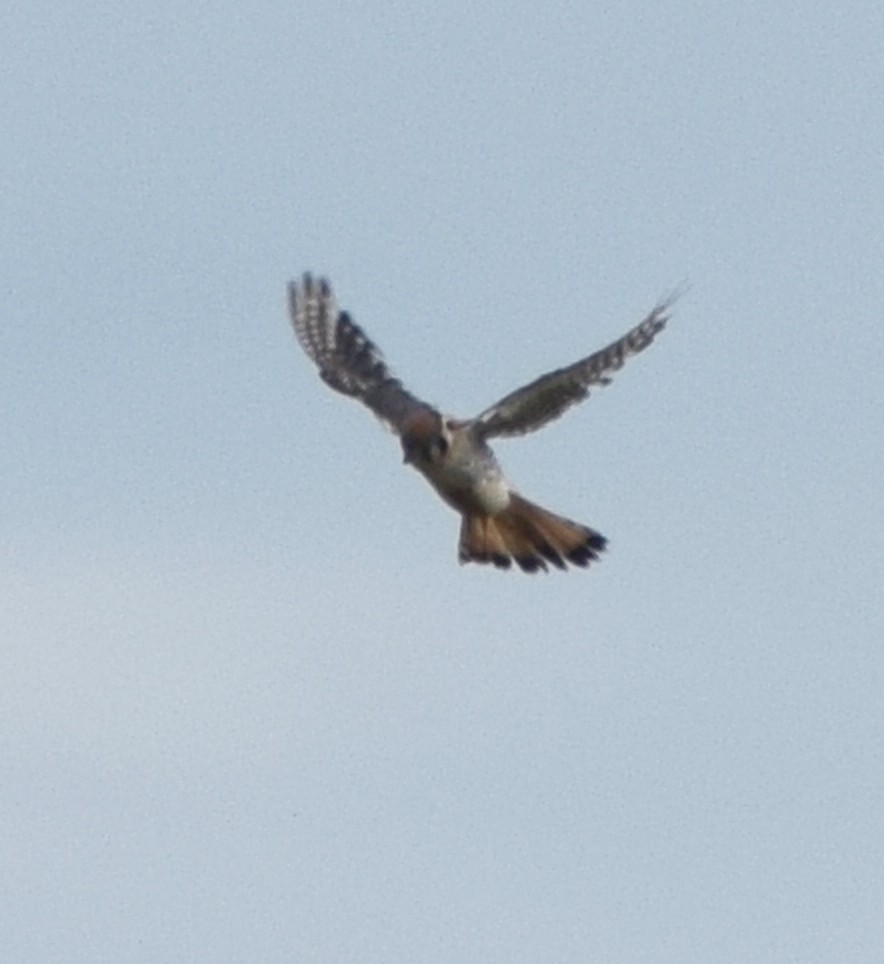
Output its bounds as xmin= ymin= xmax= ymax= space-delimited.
xmin=432 ymin=436 xmax=449 ymax=457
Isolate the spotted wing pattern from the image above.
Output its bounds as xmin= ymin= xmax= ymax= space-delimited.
xmin=472 ymin=297 xmax=675 ymax=439
xmin=288 ymin=274 xmax=433 ymax=433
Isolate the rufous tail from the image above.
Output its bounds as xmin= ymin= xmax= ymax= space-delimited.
xmin=458 ymin=493 xmax=607 ymax=573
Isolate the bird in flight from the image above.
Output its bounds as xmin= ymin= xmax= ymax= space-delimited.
xmin=289 ymin=274 xmax=674 ymax=573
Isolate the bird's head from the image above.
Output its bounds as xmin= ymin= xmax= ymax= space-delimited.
xmin=400 ymin=409 xmax=450 ymax=467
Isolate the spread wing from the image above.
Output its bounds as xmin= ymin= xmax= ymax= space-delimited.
xmin=472 ymin=296 xmax=675 ymax=439
xmin=288 ymin=273 xmax=435 ymax=433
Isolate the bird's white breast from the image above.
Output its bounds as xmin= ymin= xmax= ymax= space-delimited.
xmin=419 ymin=426 xmax=511 ymax=514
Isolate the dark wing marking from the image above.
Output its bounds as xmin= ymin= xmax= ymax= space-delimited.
xmin=472 ymin=296 xmax=675 ymax=439
xmin=288 ymin=273 xmax=435 ymax=433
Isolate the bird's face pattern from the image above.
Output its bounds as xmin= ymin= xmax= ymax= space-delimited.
xmin=400 ymin=410 xmax=450 ymax=468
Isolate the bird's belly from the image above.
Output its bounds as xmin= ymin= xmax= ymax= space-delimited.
xmin=423 ymin=462 xmax=511 ymax=515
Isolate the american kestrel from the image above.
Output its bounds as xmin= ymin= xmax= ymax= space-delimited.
xmin=289 ymin=274 xmax=673 ymax=573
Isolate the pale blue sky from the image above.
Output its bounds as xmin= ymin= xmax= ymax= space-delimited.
xmin=3 ymin=2 xmax=883 ymax=961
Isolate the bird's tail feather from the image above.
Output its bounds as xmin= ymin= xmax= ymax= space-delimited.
xmin=458 ymin=494 xmax=606 ymax=573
